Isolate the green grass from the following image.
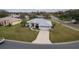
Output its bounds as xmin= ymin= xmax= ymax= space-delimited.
xmin=0 ymin=24 xmax=38 ymax=42
xmin=50 ymin=22 xmax=79 ymax=43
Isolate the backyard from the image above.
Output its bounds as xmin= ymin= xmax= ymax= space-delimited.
xmin=0 ymin=24 xmax=38 ymax=42
xmin=50 ymin=22 xmax=79 ymax=43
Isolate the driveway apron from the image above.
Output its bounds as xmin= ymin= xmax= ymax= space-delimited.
xmin=32 ymin=30 xmax=52 ymax=44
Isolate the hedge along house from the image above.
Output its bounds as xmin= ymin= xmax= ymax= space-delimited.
xmin=0 ymin=17 xmax=22 ymax=26
xmin=27 ymin=18 xmax=52 ymax=30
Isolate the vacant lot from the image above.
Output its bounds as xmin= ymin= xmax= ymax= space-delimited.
xmin=50 ymin=22 xmax=79 ymax=43
xmin=0 ymin=24 xmax=38 ymax=42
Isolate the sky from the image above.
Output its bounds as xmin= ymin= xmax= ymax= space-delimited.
xmin=5 ymin=9 xmax=68 ymax=12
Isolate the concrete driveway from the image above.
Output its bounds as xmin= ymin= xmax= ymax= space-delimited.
xmin=32 ymin=30 xmax=51 ymax=44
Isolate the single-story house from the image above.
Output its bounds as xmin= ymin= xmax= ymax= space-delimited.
xmin=64 ymin=19 xmax=77 ymax=24
xmin=71 ymin=19 xmax=77 ymax=24
xmin=26 ymin=18 xmax=52 ymax=30
xmin=25 ymin=15 xmax=30 ymax=20
xmin=10 ymin=14 xmax=20 ymax=18
xmin=36 ymin=15 xmax=44 ymax=18
xmin=0 ymin=17 xmax=22 ymax=26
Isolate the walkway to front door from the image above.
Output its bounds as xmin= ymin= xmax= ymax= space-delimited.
xmin=32 ymin=30 xmax=52 ymax=44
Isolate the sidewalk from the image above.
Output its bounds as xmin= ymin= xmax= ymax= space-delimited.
xmin=32 ymin=30 xmax=52 ymax=44
xmin=51 ymin=15 xmax=79 ymax=32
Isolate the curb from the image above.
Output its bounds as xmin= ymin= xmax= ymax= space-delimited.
xmin=52 ymin=40 xmax=79 ymax=45
xmin=6 ymin=39 xmax=52 ymax=45
xmin=6 ymin=39 xmax=79 ymax=45
xmin=62 ymin=24 xmax=79 ymax=32
xmin=51 ymin=16 xmax=79 ymax=32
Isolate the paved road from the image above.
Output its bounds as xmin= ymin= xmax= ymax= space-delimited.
xmin=64 ymin=23 xmax=79 ymax=30
xmin=32 ymin=30 xmax=51 ymax=44
xmin=0 ymin=40 xmax=79 ymax=49
xmin=51 ymin=15 xmax=79 ymax=31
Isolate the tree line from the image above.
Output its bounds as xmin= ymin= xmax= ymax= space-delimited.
xmin=0 ymin=10 xmax=9 ymax=18
xmin=53 ymin=9 xmax=79 ymax=22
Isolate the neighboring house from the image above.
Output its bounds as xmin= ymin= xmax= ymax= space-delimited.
xmin=71 ymin=19 xmax=77 ymax=24
xmin=25 ymin=15 xmax=29 ymax=20
xmin=64 ymin=19 xmax=77 ymax=24
xmin=36 ymin=15 xmax=44 ymax=18
xmin=10 ymin=14 xmax=20 ymax=18
xmin=26 ymin=18 xmax=52 ymax=30
xmin=0 ymin=17 xmax=21 ymax=26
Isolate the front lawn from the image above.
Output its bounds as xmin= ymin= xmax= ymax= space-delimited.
xmin=50 ymin=22 xmax=79 ymax=43
xmin=0 ymin=24 xmax=38 ymax=42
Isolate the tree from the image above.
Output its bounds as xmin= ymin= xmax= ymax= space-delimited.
xmin=28 ymin=12 xmax=36 ymax=20
xmin=0 ymin=10 xmax=9 ymax=18
xmin=8 ymin=23 xmax=12 ymax=27
xmin=21 ymin=19 xmax=26 ymax=27
xmin=54 ymin=9 xmax=79 ymax=22
xmin=20 ymin=13 xmax=26 ymax=19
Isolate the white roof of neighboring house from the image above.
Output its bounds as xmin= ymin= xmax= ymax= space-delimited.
xmin=27 ymin=18 xmax=52 ymax=26
xmin=11 ymin=14 xmax=20 ymax=17
xmin=71 ymin=19 xmax=76 ymax=22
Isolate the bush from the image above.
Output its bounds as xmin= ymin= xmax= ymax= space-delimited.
xmin=8 ymin=23 xmax=11 ymax=26
xmin=21 ymin=19 xmax=26 ymax=27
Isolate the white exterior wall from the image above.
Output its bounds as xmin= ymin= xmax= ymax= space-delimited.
xmin=11 ymin=21 xmax=21 ymax=25
xmin=28 ymin=23 xmax=32 ymax=28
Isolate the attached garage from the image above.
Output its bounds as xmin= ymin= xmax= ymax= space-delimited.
xmin=39 ymin=26 xmax=51 ymax=30
xmin=27 ymin=18 xmax=52 ymax=30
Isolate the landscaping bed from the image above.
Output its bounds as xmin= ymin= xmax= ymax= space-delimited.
xmin=50 ymin=22 xmax=79 ymax=43
xmin=0 ymin=24 xmax=38 ymax=42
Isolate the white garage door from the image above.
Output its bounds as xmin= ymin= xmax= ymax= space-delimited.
xmin=39 ymin=26 xmax=50 ymax=30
